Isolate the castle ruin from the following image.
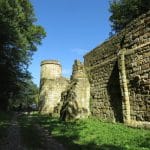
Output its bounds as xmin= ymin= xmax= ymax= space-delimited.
xmin=60 ymin=60 xmax=90 ymax=121
xmin=39 ymin=60 xmax=69 ymax=114
xmin=39 ymin=11 xmax=150 ymax=128
xmin=39 ymin=60 xmax=90 ymax=119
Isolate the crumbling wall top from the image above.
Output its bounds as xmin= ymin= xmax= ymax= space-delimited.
xmin=71 ymin=60 xmax=87 ymax=79
xmin=40 ymin=59 xmax=62 ymax=80
xmin=41 ymin=60 xmax=61 ymax=66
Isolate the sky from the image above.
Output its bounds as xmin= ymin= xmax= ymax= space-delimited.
xmin=29 ymin=0 xmax=111 ymax=86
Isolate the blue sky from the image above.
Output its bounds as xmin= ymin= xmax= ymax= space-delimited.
xmin=29 ymin=0 xmax=111 ymax=86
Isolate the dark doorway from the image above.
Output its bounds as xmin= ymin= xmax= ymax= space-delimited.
xmin=107 ymin=61 xmax=123 ymax=122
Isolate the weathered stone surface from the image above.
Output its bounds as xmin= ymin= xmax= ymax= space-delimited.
xmin=39 ymin=78 xmax=69 ymax=114
xmin=123 ymin=41 xmax=150 ymax=123
xmin=39 ymin=11 xmax=150 ymax=128
xmin=60 ymin=60 xmax=90 ymax=121
xmin=39 ymin=60 xmax=69 ymax=114
xmin=39 ymin=60 xmax=90 ymax=120
xmin=40 ymin=60 xmax=62 ymax=80
xmin=84 ymin=10 xmax=150 ymax=126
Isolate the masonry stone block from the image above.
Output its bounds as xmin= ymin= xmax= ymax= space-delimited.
xmin=84 ymin=11 xmax=150 ymax=127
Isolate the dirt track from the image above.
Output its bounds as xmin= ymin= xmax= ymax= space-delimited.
xmin=0 ymin=113 xmax=66 ymax=150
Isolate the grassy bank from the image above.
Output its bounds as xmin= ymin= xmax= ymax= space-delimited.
xmin=20 ymin=113 xmax=150 ymax=150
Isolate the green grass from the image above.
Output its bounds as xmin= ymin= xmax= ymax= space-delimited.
xmin=22 ymin=113 xmax=150 ymax=150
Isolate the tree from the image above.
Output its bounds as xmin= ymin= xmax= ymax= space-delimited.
xmin=0 ymin=0 xmax=46 ymax=111
xmin=11 ymin=79 xmax=39 ymax=110
xmin=109 ymin=0 xmax=150 ymax=33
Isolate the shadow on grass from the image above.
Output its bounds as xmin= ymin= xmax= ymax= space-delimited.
xmin=136 ymin=134 xmax=150 ymax=149
xmin=25 ymin=114 xmax=127 ymax=150
xmin=54 ymin=136 xmax=125 ymax=150
xmin=20 ymin=114 xmax=150 ymax=150
xmin=18 ymin=114 xmax=45 ymax=149
xmin=83 ymin=142 xmax=125 ymax=150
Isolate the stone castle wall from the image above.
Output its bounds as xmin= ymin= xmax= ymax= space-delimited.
xmin=123 ymin=44 xmax=150 ymax=122
xmin=84 ymin=11 xmax=150 ymax=126
xmin=39 ymin=60 xmax=90 ymax=119
xmin=39 ymin=11 xmax=150 ymax=127
xmin=117 ymin=45 xmax=150 ymax=127
xmin=60 ymin=60 xmax=90 ymax=121
xmin=39 ymin=78 xmax=69 ymax=114
xmin=39 ymin=60 xmax=69 ymax=114
xmin=40 ymin=60 xmax=62 ymax=79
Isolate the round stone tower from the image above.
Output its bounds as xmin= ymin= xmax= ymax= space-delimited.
xmin=40 ymin=60 xmax=62 ymax=79
xmin=39 ymin=60 xmax=69 ymax=115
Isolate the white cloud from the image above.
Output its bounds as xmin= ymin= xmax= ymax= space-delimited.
xmin=71 ymin=48 xmax=89 ymax=56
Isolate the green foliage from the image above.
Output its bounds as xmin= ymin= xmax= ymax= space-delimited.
xmin=12 ymin=79 xmax=39 ymax=108
xmin=23 ymin=114 xmax=150 ymax=150
xmin=109 ymin=0 xmax=150 ymax=33
xmin=0 ymin=0 xmax=46 ymax=110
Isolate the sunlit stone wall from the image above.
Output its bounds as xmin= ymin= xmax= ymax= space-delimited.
xmin=84 ymin=11 xmax=150 ymax=127
xmin=39 ymin=60 xmax=69 ymax=114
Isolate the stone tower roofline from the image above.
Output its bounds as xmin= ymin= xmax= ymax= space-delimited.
xmin=40 ymin=60 xmax=62 ymax=80
xmin=41 ymin=60 xmax=61 ymax=66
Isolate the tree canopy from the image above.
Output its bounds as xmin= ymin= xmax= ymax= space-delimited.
xmin=0 ymin=0 xmax=46 ymax=111
xmin=12 ymin=79 xmax=39 ymax=109
xmin=109 ymin=0 xmax=150 ymax=33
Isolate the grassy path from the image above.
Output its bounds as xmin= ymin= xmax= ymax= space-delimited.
xmin=18 ymin=113 xmax=66 ymax=150
xmin=23 ymin=113 xmax=150 ymax=150
xmin=0 ymin=112 xmax=66 ymax=150
xmin=1 ymin=112 xmax=150 ymax=150
xmin=0 ymin=112 xmax=27 ymax=150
